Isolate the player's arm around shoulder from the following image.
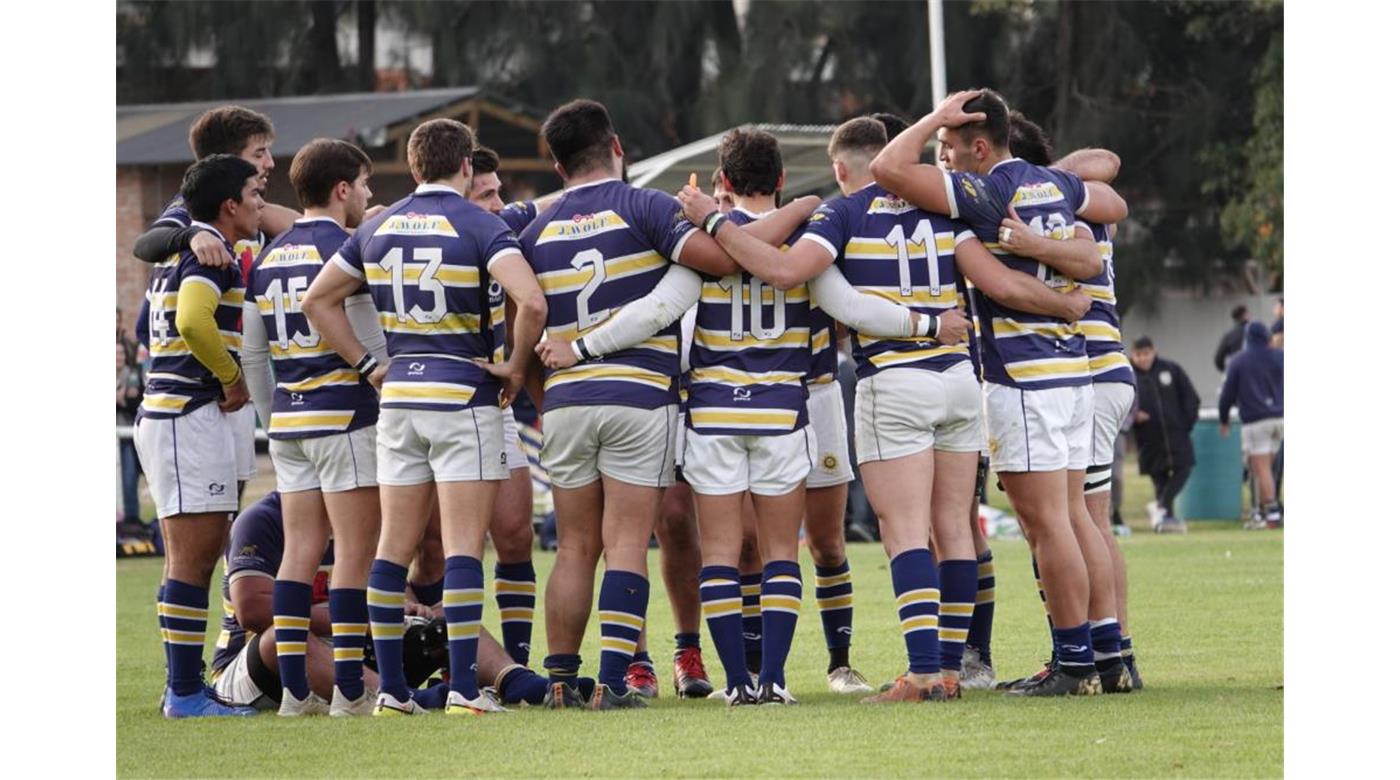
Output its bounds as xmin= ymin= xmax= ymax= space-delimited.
xmin=953 ymin=233 xmax=1090 ymax=321
xmin=676 ymin=186 xmax=829 ymax=290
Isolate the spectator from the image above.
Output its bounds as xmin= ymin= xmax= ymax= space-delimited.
xmin=1213 ymin=304 xmax=1250 ymax=372
xmin=1270 ymin=297 xmax=1284 ymax=349
xmin=1219 ymin=321 xmax=1284 ymax=529
xmin=116 ymin=307 xmax=137 ymax=367
xmin=116 ymin=341 xmax=145 ymax=524
xmin=1130 ymin=337 xmax=1199 ymax=534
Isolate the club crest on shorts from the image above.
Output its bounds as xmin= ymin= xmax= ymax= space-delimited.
xmin=822 ymin=453 xmax=839 ymax=471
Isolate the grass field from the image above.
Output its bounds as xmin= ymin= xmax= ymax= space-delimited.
xmin=116 ymin=519 xmax=1282 ymax=777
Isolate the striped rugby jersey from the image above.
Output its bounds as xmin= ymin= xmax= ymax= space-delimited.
xmin=247 ymin=217 xmax=379 ymax=439
xmin=1080 ymin=222 xmax=1133 ymax=385
xmin=944 ymin=158 xmax=1092 ymax=390
xmin=688 ymin=207 xmax=811 ymax=436
xmin=518 ymin=178 xmax=697 ymax=412
xmin=213 ymin=492 xmax=333 ymax=675
xmin=801 ymin=183 xmax=972 ymax=380
xmin=139 ymin=222 xmax=244 ymax=420
xmin=486 ymin=201 xmax=541 ymax=364
xmin=500 ymin=200 xmax=538 ymax=234
xmin=153 ymin=194 xmax=265 ymax=282
xmin=332 ymin=184 xmax=520 ymax=412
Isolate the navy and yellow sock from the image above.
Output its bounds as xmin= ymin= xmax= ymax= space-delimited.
xmin=739 ymin=570 xmax=763 ymax=674
xmin=967 ymin=550 xmax=995 ymax=664
xmin=890 ymin=549 xmax=941 ymax=675
xmin=699 ymin=564 xmax=749 ymax=692
xmin=543 ymin=653 xmax=582 ymax=688
xmin=1053 ymin=623 xmax=1095 ymax=677
xmin=494 ymin=560 xmax=536 ymax=666
xmin=156 ymin=582 xmax=171 ymax=687
xmin=758 ymin=561 xmax=802 ymax=688
xmin=814 ymin=560 xmax=854 ymax=673
xmin=1090 ymin=617 xmax=1124 ymax=671
xmin=675 ymin=632 xmax=701 ymax=651
xmin=160 ymin=579 xmax=210 ymax=696
xmin=409 ymin=578 xmax=443 ymax=608
xmin=498 ymin=665 xmax=550 ymax=705
xmin=443 ymin=556 xmax=485 ymax=700
xmin=597 ymin=569 xmax=648 ymax=694
xmin=272 ymin=580 xmax=313 ymax=700
xmin=937 ymin=559 xmax=977 ymax=674
xmin=328 ymin=588 xmax=368 ymax=701
xmin=367 ymin=559 xmax=410 ymax=702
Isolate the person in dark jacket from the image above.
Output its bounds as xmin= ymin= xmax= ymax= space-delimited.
xmin=1130 ymin=337 xmax=1199 ymax=532
xmin=1219 ymin=321 xmax=1284 ymax=528
xmin=1213 ymin=305 xmax=1250 ymax=372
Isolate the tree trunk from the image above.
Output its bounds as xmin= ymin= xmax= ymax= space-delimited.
xmin=357 ymin=1 xmax=377 ymax=91
xmin=308 ymin=1 xmax=341 ymax=93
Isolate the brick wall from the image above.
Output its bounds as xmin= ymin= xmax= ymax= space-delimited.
xmin=115 ymin=166 xmax=151 ymax=335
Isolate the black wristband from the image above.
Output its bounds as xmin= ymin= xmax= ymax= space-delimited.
xmin=573 ymin=337 xmax=594 ymax=361
xmin=702 ymin=211 xmax=728 ymax=237
xmin=354 ymin=353 xmax=379 ymax=377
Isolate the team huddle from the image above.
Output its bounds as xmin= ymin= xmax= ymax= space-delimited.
xmin=131 ymin=88 xmax=1142 ymax=719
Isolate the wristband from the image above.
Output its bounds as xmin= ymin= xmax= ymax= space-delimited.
xmin=932 ymin=314 xmax=942 ymax=341
xmin=572 ymin=337 xmax=594 ymax=362
xmin=915 ymin=312 xmax=931 ymax=338
xmin=702 ymin=211 xmax=728 ymax=237
xmin=354 ymin=352 xmax=379 ymax=377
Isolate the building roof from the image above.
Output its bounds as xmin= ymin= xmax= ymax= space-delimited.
xmin=117 ymin=87 xmax=528 ymax=165
xmin=627 ymin=123 xmax=840 ymax=198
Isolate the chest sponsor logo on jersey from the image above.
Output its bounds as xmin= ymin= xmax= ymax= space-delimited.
xmin=868 ymin=196 xmax=916 ymax=216
xmin=1010 ymin=182 xmax=1067 ymax=208
xmin=374 ymin=213 xmax=459 ymax=238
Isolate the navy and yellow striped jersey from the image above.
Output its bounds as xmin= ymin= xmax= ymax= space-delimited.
xmin=331 ymin=184 xmax=520 ymax=412
xmin=248 ymin=218 xmax=380 ymax=439
xmin=153 ymin=194 xmax=265 ymax=282
xmin=944 ymin=159 xmax=1091 ymax=390
xmin=139 ymin=222 xmax=245 ymax=420
xmin=687 ymin=208 xmax=811 ymax=436
xmin=500 ymin=200 xmax=538 ymax=235
xmin=213 ymin=492 xmax=333 ymax=675
xmin=801 ymin=184 xmax=972 ymax=380
xmin=518 ymin=178 xmax=697 ymax=412
xmin=485 ymin=201 xmax=541 ymax=365
xmin=1078 ymin=221 xmax=1132 ymax=385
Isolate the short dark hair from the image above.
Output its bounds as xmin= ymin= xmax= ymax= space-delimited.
xmin=188 ymin=106 xmax=275 ymax=160
xmin=718 ymin=128 xmax=783 ymax=197
xmin=1132 ymin=336 xmax=1154 ymax=350
xmin=408 ymin=118 xmax=476 ymax=183
xmin=828 ymin=117 xmax=887 ymax=160
xmin=542 ymin=99 xmax=617 ymax=177
xmin=181 ymin=154 xmax=259 ymax=223
xmin=1007 ymin=111 xmax=1053 ymax=166
xmin=288 ymin=139 xmax=371 ymax=209
xmin=1231 ymin=304 xmax=1250 ymax=322
xmin=868 ymin=112 xmax=910 ymax=140
xmin=471 ymin=146 xmax=501 ymax=177
xmin=953 ymin=89 xmax=1011 ymax=150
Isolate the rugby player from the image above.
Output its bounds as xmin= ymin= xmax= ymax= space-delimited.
xmin=211 ymin=492 xmax=558 ymax=711
xmin=518 ymin=100 xmax=813 ymax=710
xmin=871 ymin=89 xmax=1130 ymax=695
xmin=303 ymin=118 xmax=549 ymax=716
xmin=135 ymin=154 xmax=263 ymax=718
xmin=241 ymin=138 xmax=388 ymax=715
xmin=672 ymin=117 xmax=1090 ymax=702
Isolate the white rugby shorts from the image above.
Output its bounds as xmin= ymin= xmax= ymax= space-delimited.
xmin=854 ymin=362 xmax=983 ymax=465
xmin=269 ymin=425 xmax=377 ymax=493
xmin=231 ymin=404 xmax=257 ymax=481
xmin=376 ymin=406 xmax=508 ymax=486
xmin=133 ymin=402 xmax=242 ymax=518
xmin=503 ymin=407 xmax=529 ymax=472
xmin=1241 ymin=417 xmax=1284 ymax=456
xmin=541 ymin=404 xmax=679 ymax=489
xmin=984 ymin=382 xmax=1094 ymax=473
xmin=682 ymin=426 xmax=817 ymax=496
xmin=1090 ymin=382 xmax=1135 ymax=468
xmin=806 ymin=381 xmax=854 ymax=488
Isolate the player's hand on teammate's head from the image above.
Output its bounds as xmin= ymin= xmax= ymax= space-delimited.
xmin=219 ymin=374 xmax=250 ymax=413
xmin=534 ymin=339 xmax=579 ymax=370
xmin=935 ymin=309 xmax=972 ymax=346
xmin=677 ymin=185 xmax=719 ymax=227
xmin=472 ymin=359 xmax=525 ymax=409
xmin=930 ymin=89 xmax=987 ymax=128
xmin=190 ymin=229 xmax=235 ymax=269
xmin=367 ymin=364 xmax=389 ymax=393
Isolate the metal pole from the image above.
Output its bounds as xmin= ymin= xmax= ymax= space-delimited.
xmin=928 ymin=0 xmax=947 ymax=106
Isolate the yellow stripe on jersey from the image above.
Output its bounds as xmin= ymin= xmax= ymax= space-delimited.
xmin=689 ymin=366 xmax=805 ymax=386
xmin=537 ymin=250 xmax=667 ymax=293
xmin=693 ymin=327 xmax=810 ymax=351
xmin=1003 ymin=356 xmax=1092 ymax=382
xmin=844 ymin=233 xmax=956 ymax=259
xmin=141 ymin=393 xmax=191 ymax=413
xmin=1078 ymin=283 xmax=1116 ymax=303
xmin=810 ymin=327 xmax=831 ymax=353
xmin=700 ymin=282 xmax=809 ymax=305
xmin=277 ymin=369 xmax=360 ymax=393
xmin=991 ymin=318 xmax=1080 ymax=340
xmin=365 ymin=264 xmax=479 ymax=288
xmin=380 ymin=382 xmax=477 ymax=405
xmin=1090 ymin=352 xmax=1132 ymax=373
xmin=269 ymin=339 xmax=337 ymax=358
xmin=867 ymin=345 xmax=968 ymax=368
xmin=378 ymin=310 xmax=482 ymax=335
xmin=533 ymin=211 xmax=630 ymax=244
xmin=545 ymin=364 xmax=673 ymax=391
xmin=688 ymin=407 xmax=800 ymax=430
xmin=148 ymin=333 xmax=242 ymax=357
xmin=1079 ymin=321 xmax=1122 ymax=342
xmin=857 ymin=286 xmax=959 ymax=307
xmin=268 ymin=410 xmax=355 ymax=433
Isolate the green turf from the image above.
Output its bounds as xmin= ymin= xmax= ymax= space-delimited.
xmin=117 ymin=523 xmax=1281 ymax=778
